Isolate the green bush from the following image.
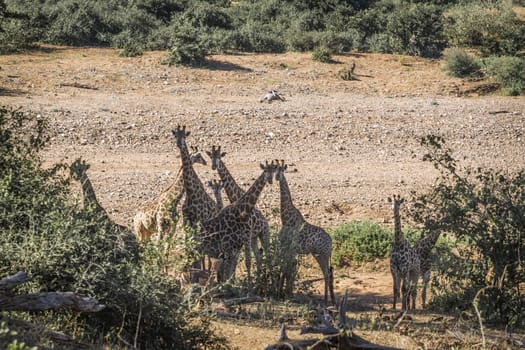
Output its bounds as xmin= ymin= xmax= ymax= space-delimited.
xmin=0 ymin=106 xmax=230 ymax=349
xmin=253 ymin=227 xmax=300 ymax=299
xmin=444 ymin=1 xmax=525 ymax=56
xmin=385 ymin=2 xmax=446 ymax=58
xmin=119 ymin=41 xmax=144 ymax=57
xmin=411 ymin=135 xmax=525 ymax=328
xmin=312 ymin=46 xmax=332 ymax=63
xmin=42 ymin=0 xmax=120 ymax=46
xmin=442 ymin=48 xmax=482 ymax=78
xmin=330 ymin=221 xmax=423 ymax=267
xmin=238 ymin=22 xmax=286 ymax=53
xmin=330 ymin=221 xmax=389 ymax=267
xmin=166 ymin=24 xmax=210 ymax=66
xmin=484 ymin=56 xmax=525 ymax=96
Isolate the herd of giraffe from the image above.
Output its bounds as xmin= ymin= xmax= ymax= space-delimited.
xmin=69 ymin=125 xmax=440 ymax=310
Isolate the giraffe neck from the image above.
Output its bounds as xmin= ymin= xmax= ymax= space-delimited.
xmin=236 ymin=170 xmax=269 ymax=213
xmin=213 ymin=188 xmax=224 ymax=211
xmin=393 ymin=207 xmax=408 ymax=251
xmin=79 ymin=173 xmax=106 ymax=215
xmin=177 ymin=141 xmax=216 ymax=217
xmin=158 ymin=167 xmax=184 ymax=204
xmin=178 ymin=142 xmax=206 ymax=197
xmin=417 ymin=230 xmax=441 ymax=254
xmin=217 ymin=160 xmax=244 ymax=202
xmin=278 ymin=174 xmax=305 ymax=228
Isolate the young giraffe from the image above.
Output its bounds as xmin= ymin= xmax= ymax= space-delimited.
xmin=413 ymin=229 xmax=441 ymax=308
xmin=207 ymin=179 xmax=225 ymax=211
xmin=274 ymin=160 xmax=335 ymax=305
xmin=389 ymin=195 xmax=420 ymax=311
xmin=206 ymin=145 xmax=271 ymax=285
xmin=199 ymin=161 xmax=277 ymax=283
xmin=133 ymin=149 xmax=207 ymax=241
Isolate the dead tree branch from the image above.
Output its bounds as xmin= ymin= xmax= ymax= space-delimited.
xmin=0 ymin=271 xmax=105 ymax=312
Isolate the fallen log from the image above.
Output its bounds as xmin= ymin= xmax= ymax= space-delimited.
xmin=0 ymin=271 xmax=105 ymax=312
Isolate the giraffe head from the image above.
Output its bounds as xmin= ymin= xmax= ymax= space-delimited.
xmin=190 ymin=146 xmax=207 ymax=166
xmin=172 ymin=125 xmax=190 ymax=149
xmin=206 ymin=145 xmax=226 ymax=170
xmin=274 ymin=159 xmax=288 ymax=182
xmin=388 ymin=194 xmax=404 ymax=211
xmin=69 ymin=158 xmax=90 ymax=181
xmin=260 ymin=160 xmax=278 ymax=185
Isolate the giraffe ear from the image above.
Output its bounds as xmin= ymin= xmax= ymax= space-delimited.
xmin=387 ymin=197 xmax=392 ymax=203
xmin=221 ymin=152 xmax=226 ymax=157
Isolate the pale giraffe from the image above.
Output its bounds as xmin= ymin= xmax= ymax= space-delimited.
xmin=389 ymin=195 xmax=420 ymax=311
xmin=199 ymin=160 xmax=277 ymax=283
xmin=413 ymin=229 xmax=441 ymax=308
xmin=133 ymin=149 xmax=207 ymax=241
xmin=206 ymin=145 xmax=271 ymax=286
xmin=275 ymin=160 xmax=335 ymax=305
xmin=207 ymin=179 xmax=225 ymax=211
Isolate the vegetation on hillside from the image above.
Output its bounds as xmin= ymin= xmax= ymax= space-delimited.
xmin=0 ymin=1 xmax=522 ymax=58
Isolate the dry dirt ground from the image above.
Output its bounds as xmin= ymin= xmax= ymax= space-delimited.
xmin=1 ymin=46 xmax=524 ymax=349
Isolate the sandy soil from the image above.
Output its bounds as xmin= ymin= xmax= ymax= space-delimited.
xmin=1 ymin=46 xmax=524 ymax=349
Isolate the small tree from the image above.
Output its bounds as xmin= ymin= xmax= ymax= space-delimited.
xmin=410 ymin=135 xmax=525 ymax=327
xmin=442 ymin=48 xmax=482 ymax=78
xmin=444 ymin=1 xmax=525 ymax=56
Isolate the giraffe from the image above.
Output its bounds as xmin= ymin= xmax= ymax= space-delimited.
xmin=206 ymin=145 xmax=271 ymax=286
xmin=172 ymin=126 xmax=220 ymax=272
xmin=207 ymin=179 xmax=225 ymax=211
xmin=69 ymin=158 xmax=137 ymax=254
xmin=198 ymin=160 xmax=277 ymax=283
xmin=388 ymin=195 xmax=420 ymax=311
xmin=132 ymin=149 xmax=207 ymax=241
xmin=413 ymin=229 xmax=441 ymax=308
xmin=172 ymin=125 xmax=218 ymax=231
xmin=274 ymin=160 xmax=335 ymax=305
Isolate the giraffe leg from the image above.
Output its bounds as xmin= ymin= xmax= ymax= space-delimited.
xmin=391 ymin=270 xmax=400 ymax=310
xmin=421 ymin=270 xmax=430 ymax=309
xmin=244 ymin=243 xmax=252 ymax=289
xmin=314 ymin=255 xmax=334 ymax=306
xmin=407 ymin=269 xmax=419 ymax=310
xmin=251 ymin=231 xmax=263 ymax=277
xmin=259 ymin=221 xmax=271 ymax=256
xmin=401 ymin=277 xmax=409 ymax=311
